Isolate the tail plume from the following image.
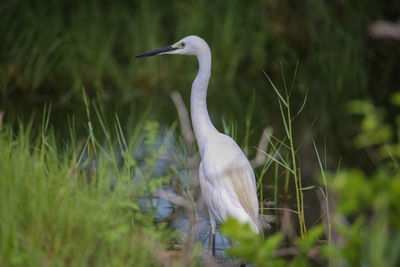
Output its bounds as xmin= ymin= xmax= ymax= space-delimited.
xmin=257 ymin=214 xmax=275 ymax=232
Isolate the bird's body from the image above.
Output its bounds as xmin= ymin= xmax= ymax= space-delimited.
xmin=136 ymin=36 xmax=270 ymax=252
xmin=199 ymin=133 xmax=260 ymax=233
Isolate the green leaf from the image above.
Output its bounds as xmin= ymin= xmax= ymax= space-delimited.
xmin=301 ymin=185 xmax=318 ymax=191
xmin=263 ymin=70 xmax=288 ymax=107
xmin=295 ymin=224 xmax=325 ymax=251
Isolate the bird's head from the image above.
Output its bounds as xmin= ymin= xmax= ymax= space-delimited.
xmin=136 ymin=35 xmax=209 ymax=58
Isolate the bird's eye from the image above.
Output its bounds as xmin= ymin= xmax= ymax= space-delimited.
xmin=180 ymin=42 xmax=186 ymax=48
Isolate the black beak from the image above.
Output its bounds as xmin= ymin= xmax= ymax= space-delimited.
xmin=136 ymin=45 xmax=177 ymax=58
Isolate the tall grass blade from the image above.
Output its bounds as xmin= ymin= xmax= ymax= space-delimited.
xmin=263 ymin=70 xmax=288 ymax=108
xmin=312 ymin=139 xmax=331 ymax=242
xmin=292 ymin=88 xmax=309 ymax=121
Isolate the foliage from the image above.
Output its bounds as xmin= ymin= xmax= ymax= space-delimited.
xmin=1 ymin=0 xmax=399 ymax=160
xmin=0 ymin=109 xmax=200 ymax=266
xmin=221 ymin=218 xmax=285 ymax=267
xmin=321 ymin=95 xmax=400 ymax=267
xmin=221 ymin=218 xmax=324 ymax=266
xmin=324 ymin=168 xmax=400 ymax=267
xmin=222 ymin=93 xmax=400 ymax=266
xmin=348 ymin=96 xmax=400 ymax=167
xmin=219 ymin=74 xmax=327 ymax=266
xmin=262 ymin=67 xmax=308 ymax=237
xmin=1 ymin=0 xmax=400 ymax=265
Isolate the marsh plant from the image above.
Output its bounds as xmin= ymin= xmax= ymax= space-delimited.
xmin=220 ymin=81 xmax=400 ymax=266
xmin=0 ymin=97 xmax=203 ymax=266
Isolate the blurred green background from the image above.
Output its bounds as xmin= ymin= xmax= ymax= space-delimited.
xmin=1 ymin=0 xmax=400 ymax=265
xmin=1 ymin=0 xmax=399 ymax=173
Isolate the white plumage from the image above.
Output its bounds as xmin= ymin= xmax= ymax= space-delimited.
xmin=137 ymin=35 xmax=271 ymax=254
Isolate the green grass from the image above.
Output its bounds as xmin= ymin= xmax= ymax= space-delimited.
xmin=1 ymin=0 xmax=400 ymax=265
xmin=0 ymin=113 xmax=200 ymax=266
xmin=2 ymin=0 xmax=399 ymax=154
xmin=221 ymin=76 xmax=400 ymax=266
xmin=1 ymin=68 xmax=400 ymax=266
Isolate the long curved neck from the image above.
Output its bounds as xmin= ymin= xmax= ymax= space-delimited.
xmin=190 ymin=49 xmax=218 ymax=153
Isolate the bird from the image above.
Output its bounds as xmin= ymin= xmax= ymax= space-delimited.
xmin=136 ymin=35 xmax=272 ymax=255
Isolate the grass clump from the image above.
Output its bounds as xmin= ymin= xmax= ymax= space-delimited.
xmin=0 ymin=118 xmax=185 ymax=266
xmin=221 ymin=77 xmax=400 ymax=266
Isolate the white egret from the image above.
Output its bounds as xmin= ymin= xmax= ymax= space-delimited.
xmin=137 ymin=35 xmax=271 ymax=255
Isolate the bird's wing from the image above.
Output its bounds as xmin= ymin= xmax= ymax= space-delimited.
xmin=199 ymin=161 xmax=224 ymax=223
xmin=201 ymin=134 xmax=259 ymax=225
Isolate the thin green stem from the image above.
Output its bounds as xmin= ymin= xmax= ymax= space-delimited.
xmin=287 ymin=96 xmax=306 ymax=238
xmin=313 ymin=140 xmax=331 ymax=243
